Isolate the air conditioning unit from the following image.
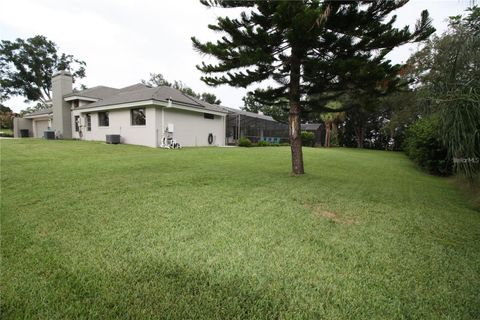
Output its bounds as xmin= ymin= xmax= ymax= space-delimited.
xmin=106 ymin=134 xmax=121 ymax=144
xmin=44 ymin=131 xmax=55 ymax=140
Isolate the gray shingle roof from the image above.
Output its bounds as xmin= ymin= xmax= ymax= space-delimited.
xmin=65 ymin=86 xmax=120 ymax=100
xmin=221 ymin=106 xmax=278 ymax=122
xmin=24 ymin=107 xmax=53 ymax=117
xmin=183 ymin=94 xmax=228 ymax=114
xmin=301 ymin=123 xmax=322 ymax=131
xmin=25 ymin=84 xmax=228 ymax=117
xmin=119 ymin=83 xmax=151 ymax=92
xmin=77 ymin=86 xmax=227 ymax=114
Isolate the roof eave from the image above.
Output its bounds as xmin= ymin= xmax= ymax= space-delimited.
xmin=24 ymin=113 xmax=53 ymax=119
xmin=64 ymin=96 xmax=99 ymax=102
xmin=75 ymin=99 xmax=227 ymax=116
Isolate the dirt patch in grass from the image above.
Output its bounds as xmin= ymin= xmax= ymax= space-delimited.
xmin=305 ymin=204 xmax=358 ymax=225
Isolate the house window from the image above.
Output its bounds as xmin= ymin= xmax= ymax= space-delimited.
xmin=74 ymin=116 xmax=80 ymax=132
xmin=204 ymin=113 xmax=214 ymax=120
xmin=72 ymin=100 xmax=79 ymax=108
xmin=86 ymin=114 xmax=91 ymax=131
xmin=131 ymin=108 xmax=146 ymax=126
xmin=98 ymin=112 xmax=109 ymax=127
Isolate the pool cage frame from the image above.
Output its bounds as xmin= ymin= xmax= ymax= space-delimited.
xmin=225 ymin=112 xmax=290 ymax=145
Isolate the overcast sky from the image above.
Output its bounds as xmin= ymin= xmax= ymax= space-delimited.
xmin=0 ymin=0 xmax=473 ymax=113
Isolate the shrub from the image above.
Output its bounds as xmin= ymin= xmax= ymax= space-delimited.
xmin=301 ymin=131 xmax=315 ymax=147
xmin=257 ymin=140 xmax=270 ymax=147
xmin=238 ymin=137 xmax=252 ymax=147
xmin=404 ymin=115 xmax=452 ymax=176
xmin=0 ymin=132 xmax=13 ymax=138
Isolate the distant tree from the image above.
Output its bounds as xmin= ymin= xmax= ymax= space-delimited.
xmin=378 ymin=91 xmax=422 ymax=150
xmin=341 ymin=94 xmax=382 ymax=149
xmin=241 ymin=92 xmax=263 ymax=114
xmin=141 ymin=73 xmax=172 ymax=87
xmin=0 ymin=35 xmax=86 ymax=105
xmin=192 ymin=0 xmax=434 ymax=174
xmin=141 ymin=72 xmax=221 ymax=104
xmin=19 ymin=103 xmax=48 ymax=116
xmin=320 ymin=101 xmax=345 ymax=147
xmin=0 ymin=103 xmax=12 ymax=113
xmin=72 ymin=84 xmax=88 ymax=93
xmin=200 ymin=92 xmax=221 ymax=105
xmin=0 ymin=103 xmax=14 ymax=129
xmin=242 ymin=91 xmax=291 ymax=123
xmin=172 ymin=80 xmax=198 ymax=97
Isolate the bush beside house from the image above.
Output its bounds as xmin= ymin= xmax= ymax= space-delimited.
xmin=238 ymin=137 xmax=253 ymax=147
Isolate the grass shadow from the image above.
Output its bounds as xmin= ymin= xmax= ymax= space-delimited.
xmin=2 ymin=258 xmax=292 ymax=319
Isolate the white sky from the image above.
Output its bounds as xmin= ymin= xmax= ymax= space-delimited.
xmin=0 ymin=0 xmax=473 ymax=113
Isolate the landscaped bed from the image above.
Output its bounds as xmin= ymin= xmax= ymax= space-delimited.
xmin=1 ymin=139 xmax=479 ymax=319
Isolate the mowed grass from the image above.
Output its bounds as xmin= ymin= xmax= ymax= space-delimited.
xmin=1 ymin=139 xmax=479 ymax=319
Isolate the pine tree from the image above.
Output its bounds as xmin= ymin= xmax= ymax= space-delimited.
xmin=192 ymin=0 xmax=434 ymax=174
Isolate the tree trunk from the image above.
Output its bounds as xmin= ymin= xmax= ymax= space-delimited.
xmin=354 ymin=126 xmax=365 ymax=148
xmin=332 ymin=122 xmax=338 ymax=146
xmin=288 ymin=51 xmax=304 ymax=175
xmin=324 ymin=122 xmax=331 ymax=148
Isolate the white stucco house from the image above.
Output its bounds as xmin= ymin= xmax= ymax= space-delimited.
xmin=14 ymin=71 xmax=227 ymax=147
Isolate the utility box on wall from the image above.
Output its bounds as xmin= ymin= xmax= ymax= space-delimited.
xmin=166 ymin=123 xmax=174 ymax=133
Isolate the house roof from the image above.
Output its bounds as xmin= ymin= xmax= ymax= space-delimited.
xmin=221 ymin=106 xmax=278 ymax=122
xmin=25 ymin=83 xmax=227 ymax=117
xmin=77 ymin=86 xmax=227 ymax=114
xmin=24 ymin=107 xmax=53 ymax=118
xmin=119 ymin=83 xmax=151 ymax=92
xmin=301 ymin=123 xmax=322 ymax=131
xmin=65 ymin=86 xmax=121 ymax=100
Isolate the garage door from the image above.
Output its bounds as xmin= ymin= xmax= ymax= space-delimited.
xmin=35 ymin=120 xmax=49 ymax=138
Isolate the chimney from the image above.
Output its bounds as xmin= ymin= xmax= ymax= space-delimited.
xmin=51 ymin=70 xmax=73 ymax=139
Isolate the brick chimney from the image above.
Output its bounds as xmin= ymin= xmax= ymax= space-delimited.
xmin=51 ymin=70 xmax=73 ymax=139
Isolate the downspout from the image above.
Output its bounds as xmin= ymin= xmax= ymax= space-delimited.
xmin=237 ymin=114 xmax=241 ymax=144
xmin=161 ymin=107 xmax=165 ymax=137
xmin=223 ymin=114 xmax=226 ymax=146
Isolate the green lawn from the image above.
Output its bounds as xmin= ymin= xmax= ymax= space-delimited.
xmin=1 ymin=139 xmax=479 ymax=319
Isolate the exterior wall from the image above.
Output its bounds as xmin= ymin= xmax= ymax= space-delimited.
xmin=71 ymin=104 xmax=226 ymax=148
xmin=13 ymin=118 xmax=33 ymax=138
xmin=73 ymin=106 xmax=157 ymax=147
xmin=160 ymin=107 xmax=225 ymax=147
